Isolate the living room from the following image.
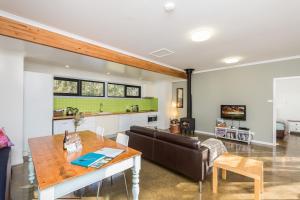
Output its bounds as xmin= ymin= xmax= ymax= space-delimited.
xmin=1 ymin=1 xmax=300 ymax=200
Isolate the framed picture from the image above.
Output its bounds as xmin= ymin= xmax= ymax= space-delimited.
xmin=176 ymin=88 xmax=183 ymax=108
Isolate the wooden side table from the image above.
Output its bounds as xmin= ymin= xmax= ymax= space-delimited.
xmin=169 ymin=123 xmax=181 ymax=134
xmin=213 ymin=153 xmax=264 ymax=200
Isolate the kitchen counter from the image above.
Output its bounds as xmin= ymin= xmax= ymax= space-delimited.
xmin=53 ymin=110 xmax=158 ymax=120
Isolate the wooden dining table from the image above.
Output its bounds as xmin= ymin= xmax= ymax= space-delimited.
xmin=28 ymin=131 xmax=142 ymax=200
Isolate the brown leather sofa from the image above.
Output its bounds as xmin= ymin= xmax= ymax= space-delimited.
xmin=126 ymin=126 xmax=209 ymax=190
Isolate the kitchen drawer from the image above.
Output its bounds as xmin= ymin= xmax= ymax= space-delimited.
xmin=53 ymin=119 xmax=74 ymax=134
xmin=77 ymin=117 xmax=96 ymax=132
xmin=95 ymin=115 xmax=120 ymax=136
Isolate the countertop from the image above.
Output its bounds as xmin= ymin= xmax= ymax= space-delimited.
xmin=53 ymin=110 xmax=158 ymax=120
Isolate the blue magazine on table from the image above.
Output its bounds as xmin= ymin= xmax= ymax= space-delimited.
xmin=71 ymin=152 xmax=105 ymax=168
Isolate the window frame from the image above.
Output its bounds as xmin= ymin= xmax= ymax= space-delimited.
xmin=107 ymin=83 xmax=126 ymax=98
xmin=125 ymin=84 xmax=141 ymax=98
xmin=53 ymin=77 xmax=80 ymax=96
xmin=107 ymin=83 xmax=141 ymax=98
xmin=80 ymin=79 xmax=105 ymax=97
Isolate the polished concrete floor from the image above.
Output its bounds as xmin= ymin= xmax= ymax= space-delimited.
xmin=10 ymin=133 xmax=300 ymax=200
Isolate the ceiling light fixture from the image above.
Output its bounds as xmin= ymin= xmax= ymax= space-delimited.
xmin=190 ymin=28 xmax=214 ymax=42
xmin=223 ymin=57 xmax=242 ymax=64
xmin=106 ymin=72 xmax=111 ymax=75
xmin=164 ymin=2 xmax=176 ymax=12
xmin=65 ymin=65 xmax=70 ymax=68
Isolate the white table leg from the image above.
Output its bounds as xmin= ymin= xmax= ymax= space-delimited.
xmin=131 ymin=155 xmax=141 ymax=200
xmin=28 ymin=153 xmax=35 ymax=184
xmin=39 ymin=187 xmax=54 ymax=200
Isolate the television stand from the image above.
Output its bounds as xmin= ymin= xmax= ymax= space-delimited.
xmin=215 ymin=127 xmax=254 ymax=144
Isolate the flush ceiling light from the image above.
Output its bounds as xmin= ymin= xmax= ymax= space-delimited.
xmin=222 ymin=57 xmax=242 ymax=64
xmin=190 ymin=28 xmax=214 ymax=42
xmin=106 ymin=72 xmax=111 ymax=75
xmin=65 ymin=65 xmax=70 ymax=68
xmin=164 ymin=2 xmax=176 ymax=12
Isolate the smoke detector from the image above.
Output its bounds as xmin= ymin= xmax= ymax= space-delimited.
xmin=150 ymin=48 xmax=174 ymax=58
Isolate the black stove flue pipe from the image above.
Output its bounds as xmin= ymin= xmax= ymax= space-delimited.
xmin=185 ymin=68 xmax=194 ymax=119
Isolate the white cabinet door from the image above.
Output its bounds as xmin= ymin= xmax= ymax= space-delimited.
xmin=119 ymin=114 xmax=130 ymax=132
xmin=95 ymin=115 xmax=120 ymax=136
xmin=53 ymin=119 xmax=74 ymax=135
xmin=130 ymin=113 xmax=148 ymax=127
xmin=77 ymin=117 xmax=96 ymax=132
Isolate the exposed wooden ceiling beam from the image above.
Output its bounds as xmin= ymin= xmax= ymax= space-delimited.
xmin=0 ymin=16 xmax=186 ymax=79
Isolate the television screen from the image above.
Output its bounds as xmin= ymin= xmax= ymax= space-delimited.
xmin=221 ymin=105 xmax=246 ymax=121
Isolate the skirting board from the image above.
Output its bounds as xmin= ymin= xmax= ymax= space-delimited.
xmin=195 ymin=130 xmax=274 ymax=146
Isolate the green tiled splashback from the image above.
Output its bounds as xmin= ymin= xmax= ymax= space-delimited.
xmin=54 ymin=97 xmax=158 ymax=113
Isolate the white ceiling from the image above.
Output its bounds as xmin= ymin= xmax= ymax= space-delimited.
xmin=0 ymin=0 xmax=300 ymax=72
xmin=0 ymin=36 xmax=178 ymax=81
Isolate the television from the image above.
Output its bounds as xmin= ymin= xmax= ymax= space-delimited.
xmin=221 ymin=105 xmax=246 ymax=121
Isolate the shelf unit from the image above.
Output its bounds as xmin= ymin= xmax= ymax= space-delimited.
xmin=214 ymin=127 xmax=254 ymax=144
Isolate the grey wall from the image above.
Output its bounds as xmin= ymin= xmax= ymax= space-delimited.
xmin=172 ymin=58 xmax=300 ymax=144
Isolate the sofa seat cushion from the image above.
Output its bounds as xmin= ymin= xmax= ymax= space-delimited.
xmin=156 ymin=131 xmax=200 ymax=149
xmin=130 ymin=126 xmax=157 ymax=138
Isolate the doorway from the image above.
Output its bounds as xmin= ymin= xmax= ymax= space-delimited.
xmin=273 ymin=76 xmax=300 ymax=146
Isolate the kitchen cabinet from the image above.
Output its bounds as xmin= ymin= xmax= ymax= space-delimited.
xmin=53 ymin=112 xmax=158 ymax=136
xmin=53 ymin=117 xmax=96 ymax=134
xmin=53 ymin=119 xmax=74 ymax=134
xmin=119 ymin=114 xmax=131 ymax=132
xmin=77 ymin=117 xmax=96 ymax=132
xmin=95 ymin=115 xmax=119 ymax=136
xmin=130 ymin=113 xmax=148 ymax=127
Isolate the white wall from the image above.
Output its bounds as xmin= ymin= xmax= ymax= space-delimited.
xmin=25 ymin=62 xmax=153 ymax=95
xmin=276 ymin=77 xmax=300 ymax=121
xmin=23 ymin=71 xmax=53 ymax=156
xmin=0 ymin=49 xmax=24 ymax=165
xmin=153 ymin=81 xmax=172 ymax=129
xmin=25 ymin=61 xmax=173 ymax=129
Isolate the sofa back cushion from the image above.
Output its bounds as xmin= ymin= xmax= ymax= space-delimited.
xmin=126 ymin=130 xmax=154 ymax=160
xmin=130 ymin=126 xmax=156 ymax=138
xmin=156 ymin=131 xmax=200 ymax=149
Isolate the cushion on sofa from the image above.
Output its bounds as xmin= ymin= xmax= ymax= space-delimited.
xmin=130 ymin=126 xmax=157 ymax=138
xmin=0 ymin=128 xmax=13 ymax=149
xmin=156 ymin=131 xmax=200 ymax=149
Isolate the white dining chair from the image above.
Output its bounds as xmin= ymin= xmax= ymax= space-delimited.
xmin=116 ymin=132 xmax=129 ymax=146
xmin=96 ymin=133 xmax=129 ymax=200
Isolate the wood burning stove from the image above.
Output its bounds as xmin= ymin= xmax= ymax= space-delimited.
xmin=180 ymin=68 xmax=195 ymax=134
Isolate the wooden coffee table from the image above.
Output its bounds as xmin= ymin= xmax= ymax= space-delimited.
xmin=213 ymin=153 xmax=264 ymax=200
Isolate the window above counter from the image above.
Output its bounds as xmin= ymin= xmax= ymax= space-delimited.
xmin=53 ymin=77 xmax=141 ymax=98
xmin=54 ymin=77 xmax=80 ymax=96
xmin=108 ymin=83 xmax=141 ymax=98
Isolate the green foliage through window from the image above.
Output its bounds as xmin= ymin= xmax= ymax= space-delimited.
xmin=54 ymin=77 xmax=141 ymax=98
xmin=54 ymin=78 xmax=79 ymax=95
xmin=108 ymin=83 xmax=125 ymax=97
xmin=81 ymin=81 xmax=104 ymax=97
xmin=126 ymin=86 xmax=140 ymax=97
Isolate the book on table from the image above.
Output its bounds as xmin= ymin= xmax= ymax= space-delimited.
xmin=71 ymin=152 xmax=106 ymax=168
xmin=71 ymin=147 xmax=125 ymax=168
